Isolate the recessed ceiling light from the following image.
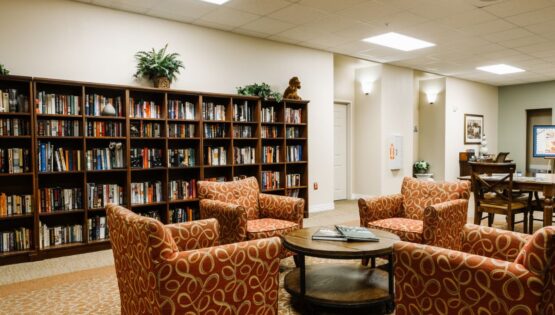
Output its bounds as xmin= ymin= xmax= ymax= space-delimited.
xmin=476 ymin=64 xmax=525 ymax=75
xmin=199 ymin=0 xmax=229 ymax=4
xmin=362 ymin=32 xmax=435 ymax=51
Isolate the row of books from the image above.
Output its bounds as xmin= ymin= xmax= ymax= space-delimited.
xmin=38 ymin=187 xmax=83 ymax=213
xmin=261 ymin=171 xmax=280 ymax=190
xmin=129 ymin=99 xmax=161 ymax=119
xmin=205 ymin=146 xmax=227 ymax=166
xmin=168 ymin=100 xmax=195 ymax=120
xmin=139 ymin=210 xmax=161 ymax=221
xmin=84 ymin=94 xmax=123 ymax=117
xmin=87 ymin=121 xmax=123 ymax=137
xmin=0 ymin=118 xmax=30 ymax=136
xmin=287 ymin=145 xmax=303 ymax=162
xmin=38 ymin=142 xmax=82 ymax=172
xmin=233 ymin=125 xmax=253 ymax=138
xmin=286 ymin=173 xmax=302 ymax=187
xmin=170 ymin=207 xmax=197 ymax=223
xmin=202 ymin=102 xmax=226 ymax=121
xmin=261 ymin=126 xmax=279 ymax=138
xmin=86 ymin=145 xmax=125 ymax=170
xmin=204 ymin=124 xmax=227 ymax=138
xmin=39 ymin=223 xmax=83 ymax=249
xmin=88 ymin=215 xmax=108 ymax=241
xmin=0 ymin=193 xmax=33 ymax=217
xmin=0 ymin=148 xmax=31 ymax=173
xmin=1 ymin=227 xmax=31 ymax=253
xmin=168 ymin=123 xmax=195 ymax=138
xmin=86 ymin=183 xmax=124 ymax=209
xmin=0 ymin=89 xmax=29 ymax=113
xmin=36 ymin=92 xmax=80 ymax=115
xmin=233 ymin=101 xmax=254 ymax=122
xmin=285 ymin=108 xmax=302 ymax=124
xmin=286 ymin=126 xmax=302 ymax=138
xmin=38 ymin=119 xmax=80 ymax=137
xmin=287 ymin=189 xmax=300 ymax=198
xmin=261 ymin=106 xmax=276 ymax=123
xmin=262 ymin=145 xmax=280 ymax=163
xmin=168 ymin=148 xmax=196 ymax=167
xmin=168 ymin=179 xmax=197 ymax=201
xmin=130 ymin=181 xmax=163 ymax=205
xmin=130 ymin=148 xmax=163 ymax=168
xmin=234 ymin=146 xmax=256 ymax=165
xmin=130 ymin=122 xmax=161 ymax=138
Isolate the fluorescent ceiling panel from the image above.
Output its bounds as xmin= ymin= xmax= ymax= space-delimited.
xmin=476 ymin=64 xmax=525 ymax=74
xmin=362 ymin=32 xmax=435 ymax=51
xmin=199 ymin=0 xmax=229 ymax=5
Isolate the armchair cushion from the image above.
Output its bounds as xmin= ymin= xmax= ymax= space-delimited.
xmin=247 ymin=218 xmax=299 ymax=240
xmin=358 ymin=193 xmax=404 ymax=224
xmin=197 ymin=177 xmax=260 ymax=220
xmin=259 ymin=193 xmax=304 ymax=228
xmin=199 ymin=199 xmax=247 ymax=245
xmin=401 ymin=177 xmax=470 ymax=220
xmin=367 ymin=218 xmax=423 ymax=243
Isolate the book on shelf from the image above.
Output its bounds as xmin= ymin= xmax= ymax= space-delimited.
xmin=262 ymin=146 xmax=280 ymax=163
xmin=130 ymin=147 xmax=163 ymax=168
xmin=169 ymin=179 xmax=197 ymax=201
xmin=0 ymin=193 xmax=33 ymax=217
xmin=39 ymin=222 xmax=83 ymax=248
xmin=85 ymin=94 xmax=123 ymax=117
xmin=287 ymin=189 xmax=300 ymax=198
xmin=168 ymin=99 xmax=195 ymax=120
xmin=286 ymin=173 xmax=301 ymax=187
xmin=286 ymin=126 xmax=301 ymax=138
xmin=287 ymin=145 xmax=303 ymax=162
xmin=0 ymin=88 xmax=29 ymax=113
xmin=285 ymin=108 xmax=302 ymax=124
xmin=88 ymin=215 xmax=108 ymax=241
xmin=233 ymin=175 xmax=248 ymax=181
xmin=0 ymin=148 xmax=31 ymax=173
xmin=130 ymin=181 xmax=163 ymax=205
xmin=38 ymin=142 xmax=82 ymax=172
xmin=129 ymin=121 xmax=161 ymax=138
xmin=39 ymin=119 xmax=80 ymax=137
xmin=202 ymin=102 xmax=226 ymax=121
xmin=204 ymin=176 xmax=226 ymax=182
xmin=36 ymin=91 xmax=80 ymax=115
xmin=139 ymin=210 xmax=162 ymax=221
xmin=86 ymin=183 xmax=123 ymax=209
xmin=168 ymin=123 xmax=195 ymax=138
xmin=233 ymin=100 xmax=253 ymax=122
xmin=311 ymin=226 xmax=379 ymax=242
xmin=205 ymin=146 xmax=227 ymax=166
xmin=261 ymin=126 xmax=279 ymax=138
xmin=261 ymin=171 xmax=280 ymax=190
xmin=170 ymin=207 xmax=197 ymax=223
xmin=1 ymin=227 xmax=31 ymax=253
xmin=38 ymin=187 xmax=83 ymax=213
xmin=129 ymin=98 xmax=161 ymax=119
xmin=261 ymin=106 xmax=276 ymax=123
xmin=233 ymin=125 xmax=253 ymax=138
xmin=204 ymin=123 xmax=227 ymax=138
xmin=0 ymin=118 xmax=31 ymax=136
xmin=168 ymin=148 xmax=195 ymax=167
xmin=86 ymin=143 xmax=125 ymax=170
xmin=87 ymin=121 xmax=122 ymax=137
xmin=233 ymin=146 xmax=256 ymax=165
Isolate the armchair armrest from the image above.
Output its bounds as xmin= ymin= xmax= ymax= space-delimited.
xmin=259 ymin=193 xmax=304 ymax=227
xmin=461 ymin=224 xmax=531 ymax=262
xmin=165 ymin=218 xmax=219 ymax=251
xmin=358 ymin=193 xmax=403 ymax=227
xmin=199 ymin=199 xmax=247 ymax=244
xmin=393 ymin=241 xmax=543 ymax=315
xmin=157 ymin=237 xmax=282 ymax=314
xmin=422 ymin=199 xmax=468 ymax=250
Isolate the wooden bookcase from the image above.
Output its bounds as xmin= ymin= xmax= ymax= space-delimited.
xmin=0 ymin=76 xmax=309 ymax=265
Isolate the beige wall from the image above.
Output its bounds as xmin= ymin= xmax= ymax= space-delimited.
xmin=0 ymin=0 xmax=335 ymax=212
xmin=445 ymin=77 xmax=498 ymax=181
xmin=499 ymin=81 xmax=555 ymax=172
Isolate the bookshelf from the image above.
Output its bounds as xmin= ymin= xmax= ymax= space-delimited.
xmin=0 ymin=76 xmax=309 ymax=265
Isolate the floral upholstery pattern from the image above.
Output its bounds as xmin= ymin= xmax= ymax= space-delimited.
xmin=368 ymin=218 xmax=423 ymax=243
xmin=107 ymin=204 xmax=282 ymax=315
xmin=359 ymin=177 xmax=470 ymax=250
xmin=394 ymin=224 xmax=555 ymax=315
xmin=198 ymin=177 xmax=304 ymax=258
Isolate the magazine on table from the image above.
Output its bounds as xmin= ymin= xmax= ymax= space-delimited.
xmin=311 ymin=225 xmax=379 ymax=242
xmin=311 ymin=226 xmax=348 ymax=241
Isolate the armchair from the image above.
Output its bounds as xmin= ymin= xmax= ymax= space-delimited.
xmin=358 ymin=176 xmax=470 ymax=250
xmin=197 ymin=177 xmax=304 ymax=257
xmin=106 ymin=204 xmax=282 ymax=315
xmin=394 ymin=224 xmax=555 ymax=315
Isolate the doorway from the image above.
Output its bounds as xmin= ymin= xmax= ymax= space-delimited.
xmin=334 ymin=101 xmax=350 ymax=200
xmin=526 ymin=108 xmax=552 ymax=174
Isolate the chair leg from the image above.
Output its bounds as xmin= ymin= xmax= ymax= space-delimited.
xmin=361 ymin=258 xmax=369 ymax=266
xmin=474 ymin=211 xmax=482 ymax=225
xmin=529 ymin=211 xmax=534 ymax=234
xmin=293 ymin=255 xmax=301 ymax=268
xmin=507 ymin=213 xmax=514 ymax=231
xmin=523 ymin=211 xmax=528 ymax=234
xmin=487 ymin=213 xmax=494 ymax=227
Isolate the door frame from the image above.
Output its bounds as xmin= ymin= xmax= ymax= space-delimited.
xmin=334 ymin=100 xmax=352 ymax=200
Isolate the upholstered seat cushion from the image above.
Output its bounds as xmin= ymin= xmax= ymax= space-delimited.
xmin=367 ymin=217 xmax=423 ymax=243
xmin=247 ymin=218 xmax=299 ymax=240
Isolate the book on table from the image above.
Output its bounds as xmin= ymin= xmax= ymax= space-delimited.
xmin=311 ymin=225 xmax=379 ymax=242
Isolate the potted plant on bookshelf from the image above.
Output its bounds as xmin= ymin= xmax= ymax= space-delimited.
xmin=237 ymin=83 xmax=282 ymax=102
xmin=134 ymin=44 xmax=184 ymax=88
xmin=0 ymin=63 xmax=10 ymax=76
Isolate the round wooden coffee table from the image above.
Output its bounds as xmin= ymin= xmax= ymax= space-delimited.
xmin=282 ymin=227 xmax=400 ymax=313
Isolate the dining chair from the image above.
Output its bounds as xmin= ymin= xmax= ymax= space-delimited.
xmin=494 ymin=152 xmax=510 ymax=163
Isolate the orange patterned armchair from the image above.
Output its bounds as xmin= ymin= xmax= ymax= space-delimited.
xmin=394 ymin=224 xmax=555 ymax=315
xmin=358 ymin=176 xmax=470 ymax=250
xmin=197 ymin=177 xmax=304 ymax=257
xmin=107 ymin=204 xmax=282 ymax=315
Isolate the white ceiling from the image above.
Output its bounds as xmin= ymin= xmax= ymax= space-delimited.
xmin=74 ymin=0 xmax=555 ymax=86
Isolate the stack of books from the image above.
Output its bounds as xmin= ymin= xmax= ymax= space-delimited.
xmin=312 ymin=225 xmax=379 ymax=242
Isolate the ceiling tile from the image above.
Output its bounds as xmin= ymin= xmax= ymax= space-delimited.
xmin=407 ymin=0 xmax=475 ymax=19
xmin=481 ymin=28 xmax=534 ymax=42
xmin=437 ymin=8 xmax=497 ymax=28
xmin=483 ymin=0 xmax=554 ymax=17
xmin=298 ymin=0 xmax=368 ymax=13
xmin=237 ymin=17 xmax=296 ymax=35
xmin=497 ymin=35 xmax=547 ymax=48
xmin=337 ymin=1 xmax=404 ymax=23
xmin=232 ymin=28 xmax=271 ymax=38
xmin=197 ymin=7 xmax=259 ymax=28
xmin=147 ymin=0 xmax=214 ymax=20
xmin=226 ymin=0 xmax=291 ymax=15
xmin=268 ymin=4 xmax=328 ymax=24
xmin=458 ymin=19 xmax=515 ymax=36
xmin=505 ymin=6 xmax=555 ymax=26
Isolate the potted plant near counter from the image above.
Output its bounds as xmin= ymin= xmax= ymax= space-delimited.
xmin=413 ymin=160 xmax=433 ymax=180
xmin=134 ymin=44 xmax=184 ymax=88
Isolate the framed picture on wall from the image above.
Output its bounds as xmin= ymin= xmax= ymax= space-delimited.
xmin=464 ymin=114 xmax=483 ymax=144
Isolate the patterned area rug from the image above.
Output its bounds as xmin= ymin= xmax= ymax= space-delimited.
xmin=0 ymin=256 xmax=387 ymax=315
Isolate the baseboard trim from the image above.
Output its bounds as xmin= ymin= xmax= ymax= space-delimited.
xmin=351 ymin=193 xmax=373 ymax=199
xmin=309 ymin=202 xmax=335 ymax=213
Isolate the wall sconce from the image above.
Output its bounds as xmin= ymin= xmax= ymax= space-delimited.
xmin=361 ymin=81 xmax=373 ymax=95
xmin=426 ymin=92 xmax=438 ymax=104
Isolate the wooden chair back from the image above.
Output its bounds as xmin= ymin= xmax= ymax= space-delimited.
xmin=469 ymin=162 xmax=516 ymax=205
xmin=494 ymin=152 xmax=510 ymax=163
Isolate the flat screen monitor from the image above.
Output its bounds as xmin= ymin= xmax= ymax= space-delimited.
xmin=533 ymin=125 xmax=555 ymax=157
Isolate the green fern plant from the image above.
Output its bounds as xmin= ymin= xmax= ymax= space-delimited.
xmin=237 ymin=83 xmax=282 ymax=102
xmin=133 ymin=44 xmax=184 ymax=83
xmin=0 ymin=64 xmax=9 ymax=76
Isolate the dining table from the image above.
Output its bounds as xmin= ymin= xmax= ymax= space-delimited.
xmin=459 ymin=173 xmax=554 ymax=227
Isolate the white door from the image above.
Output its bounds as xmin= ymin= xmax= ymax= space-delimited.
xmin=334 ymin=103 xmax=348 ymax=200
